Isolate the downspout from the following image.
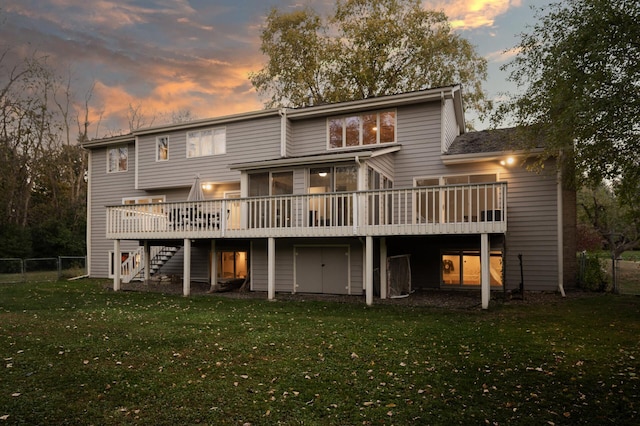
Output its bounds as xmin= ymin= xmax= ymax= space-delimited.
xmin=134 ymin=136 xmax=139 ymax=190
xmin=557 ymin=163 xmax=566 ymax=297
xmin=279 ymin=108 xmax=287 ymax=158
xmin=440 ymin=91 xmax=446 ymax=153
xmin=86 ymin=150 xmax=92 ymax=277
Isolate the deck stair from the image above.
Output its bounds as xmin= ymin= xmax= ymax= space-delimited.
xmin=121 ymin=246 xmax=179 ymax=283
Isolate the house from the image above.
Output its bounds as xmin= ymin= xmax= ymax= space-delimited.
xmin=81 ymin=85 xmax=576 ymax=309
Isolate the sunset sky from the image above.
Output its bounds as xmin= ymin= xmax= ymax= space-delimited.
xmin=1 ymin=0 xmax=537 ymax=136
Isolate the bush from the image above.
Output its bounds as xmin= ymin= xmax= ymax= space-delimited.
xmin=577 ymin=252 xmax=610 ymax=291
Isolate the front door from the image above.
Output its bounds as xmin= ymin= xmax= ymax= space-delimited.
xmin=295 ymin=246 xmax=350 ymax=294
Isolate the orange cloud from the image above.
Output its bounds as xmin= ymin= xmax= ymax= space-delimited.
xmin=425 ymin=0 xmax=522 ymax=29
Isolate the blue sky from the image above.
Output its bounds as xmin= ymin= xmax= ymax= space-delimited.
xmin=0 ymin=0 xmax=539 ymax=135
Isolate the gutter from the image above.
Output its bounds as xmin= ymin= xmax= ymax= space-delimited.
xmin=441 ymin=148 xmax=544 ymax=165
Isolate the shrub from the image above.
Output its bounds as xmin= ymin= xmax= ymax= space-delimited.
xmin=577 ymin=252 xmax=610 ymax=291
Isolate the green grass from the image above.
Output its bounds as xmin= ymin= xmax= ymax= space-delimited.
xmin=1 ymin=280 xmax=639 ymax=425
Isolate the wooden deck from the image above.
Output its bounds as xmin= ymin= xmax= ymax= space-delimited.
xmin=106 ymin=183 xmax=507 ymax=240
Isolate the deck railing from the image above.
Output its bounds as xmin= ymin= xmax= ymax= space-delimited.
xmin=106 ymin=182 xmax=507 ymax=239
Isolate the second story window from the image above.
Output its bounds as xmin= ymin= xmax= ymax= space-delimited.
xmin=187 ymin=128 xmax=226 ymax=158
xmin=328 ymin=110 xmax=396 ymax=149
xmin=156 ymin=136 xmax=169 ymax=161
xmin=107 ymin=146 xmax=128 ymax=173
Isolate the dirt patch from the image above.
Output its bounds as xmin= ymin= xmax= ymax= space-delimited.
xmin=109 ymin=280 xmax=601 ymax=310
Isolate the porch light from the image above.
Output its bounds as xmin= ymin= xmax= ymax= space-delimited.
xmin=318 ymin=172 xmax=327 ymax=177
xmin=202 ymin=183 xmax=213 ymax=191
xmin=500 ymin=157 xmax=515 ymax=166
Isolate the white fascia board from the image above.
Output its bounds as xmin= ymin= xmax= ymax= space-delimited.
xmin=369 ymin=145 xmax=402 ymax=157
xmin=81 ymin=134 xmax=135 ymax=149
xmin=134 ymin=109 xmax=281 ymax=136
xmin=285 ymin=85 xmax=461 ymax=120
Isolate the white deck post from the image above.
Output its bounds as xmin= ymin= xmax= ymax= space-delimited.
xmin=143 ymin=241 xmax=150 ymax=283
xmin=183 ymin=238 xmax=191 ymax=296
xmin=380 ymin=237 xmax=387 ymax=299
xmin=481 ymin=233 xmax=490 ymax=309
xmin=365 ymin=236 xmax=373 ymax=306
xmin=267 ymin=237 xmax=276 ymax=300
xmin=209 ymin=239 xmax=217 ymax=292
xmin=113 ymin=240 xmax=121 ymax=291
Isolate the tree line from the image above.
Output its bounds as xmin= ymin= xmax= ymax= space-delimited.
xmin=0 ymin=51 xmax=193 ymax=258
xmin=0 ymin=52 xmax=89 ymax=258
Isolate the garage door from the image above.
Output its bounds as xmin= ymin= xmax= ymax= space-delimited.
xmin=295 ymin=246 xmax=350 ymax=294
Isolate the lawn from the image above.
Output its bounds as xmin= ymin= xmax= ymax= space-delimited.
xmin=1 ymin=280 xmax=639 ymax=425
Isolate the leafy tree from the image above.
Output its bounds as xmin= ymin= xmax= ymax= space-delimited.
xmin=250 ymin=0 xmax=489 ymax=121
xmin=578 ymin=184 xmax=640 ymax=259
xmin=493 ymin=0 xmax=640 ymax=198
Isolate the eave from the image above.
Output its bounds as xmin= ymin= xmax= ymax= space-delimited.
xmin=230 ymin=146 xmax=401 ymax=171
xmin=441 ymin=148 xmax=544 ymax=165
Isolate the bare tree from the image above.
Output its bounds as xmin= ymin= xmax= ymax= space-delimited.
xmin=127 ymin=102 xmax=156 ymax=131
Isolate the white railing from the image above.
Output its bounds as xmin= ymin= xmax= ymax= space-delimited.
xmin=120 ymin=246 xmax=165 ymax=283
xmin=106 ymin=182 xmax=507 ymax=239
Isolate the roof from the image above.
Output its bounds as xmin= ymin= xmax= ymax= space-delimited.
xmin=442 ymin=127 xmax=543 ymax=165
xmin=230 ymin=145 xmax=401 ymax=171
xmin=81 ymin=85 xmax=465 ymax=149
xmin=446 ymin=128 xmax=519 ymax=155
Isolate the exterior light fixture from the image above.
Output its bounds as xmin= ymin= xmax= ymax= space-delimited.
xmin=500 ymin=157 xmax=515 ymax=166
xmin=318 ymin=172 xmax=327 ymax=177
xmin=202 ymin=183 xmax=213 ymax=191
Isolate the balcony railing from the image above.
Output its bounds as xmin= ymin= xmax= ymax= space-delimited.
xmin=106 ymin=182 xmax=507 ymax=239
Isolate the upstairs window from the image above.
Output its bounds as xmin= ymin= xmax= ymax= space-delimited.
xmin=107 ymin=146 xmax=128 ymax=173
xmin=187 ymin=128 xmax=226 ymax=158
xmin=156 ymin=136 xmax=169 ymax=161
xmin=328 ymin=110 xmax=396 ymax=149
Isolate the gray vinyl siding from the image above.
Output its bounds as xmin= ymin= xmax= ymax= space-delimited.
xmin=366 ymin=153 xmax=395 ymax=182
xmin=88 ymin=143 xmax=147 ymax=277
xmin=289 ymin=116 xmax=326 ymax=157
xmin=137 ymin=116 xmax=282 ymax=190
xmin=392 ymin=103 xmax=442 ymax=188
xmin=251 ymin=238 xmax=364 ymax=294
xmin=502 ymin=161 xmax=559 ymax=291
xmin=442 ymin=99 xmax=459 ymax=152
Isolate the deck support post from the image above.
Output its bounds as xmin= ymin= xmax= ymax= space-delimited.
xmin=481 ymin=233 xmax=490 ymax=309
xmin=209 ymin=240 xmax=217 ymax=292
xmin=380 ymin=237 xmax=387 ymax=299
xmin=183 ymin=238 xmax=191 ymax=297
xmin=143 ymin=241 xmax=150 ymax=283
xmin=267 ymin=237 xmax=275 ymax=300
xmin=113 ymin=240 xmax=121 ymax=291
xmin=365 ymin=236 xmax=373 ymax=306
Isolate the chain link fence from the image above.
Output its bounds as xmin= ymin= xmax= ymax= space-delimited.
xmin=0 ymin=256 xmax=87 ymax=284
xmin=577 ymin=251 xmax=640 ymax=295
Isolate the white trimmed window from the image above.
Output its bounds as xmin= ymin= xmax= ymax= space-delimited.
xmin=328 ymin=110 xmax=396 ymax=149
xmin=156 ymin=136 xmax=169 ymax=161
xmin=187 ymin=128 xmax=226 ymax=158
xmin=107 ymin=146 xmax=128 ymax=172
